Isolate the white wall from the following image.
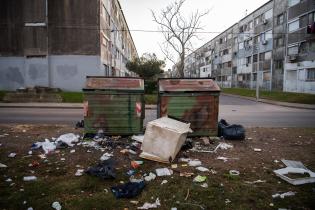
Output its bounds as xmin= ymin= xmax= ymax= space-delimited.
xmin=0 ymin=55 xmax=103 ymax=91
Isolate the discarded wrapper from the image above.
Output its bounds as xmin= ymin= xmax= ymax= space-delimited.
xmin=140 ymin=117 xmax=192 ymax=163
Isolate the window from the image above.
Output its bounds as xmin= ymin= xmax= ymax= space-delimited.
xmin=228 ymin=61 xmax=232 ymax=67
xmin=265 ymin=51 xmax=272 ymax=60
xmin=219 ymin=38 xmax=223 ymax=44
xmin=287 ymin=45 xmax=299 ymax=55
xmin=265 ymin=30 xmax=273 ymax=40
xmin=254 ymin=35 xmax=260 ymax=44
xmin=288 ymin=0 xmax=300 ymax=7
xmin=277 ymin=14 xmax=284 ymax=25
xmin=306 ymin=69 xmax=315 ymax=81
xmin=246 ymin=56 xmax=251 ymax=65
xmin=264 ymin=9 xmax=273 ymax=20
xmin=260 ymin=33 xmax=265 ymax=42
xmin=254 ymin=17 xmax=260 ymax=26
xmin=223 ymin=49 xmax=229 ymax=55
xmin=234 ymin=37 xmax=238 ymax=44
xmin=259 ymin=53 xmax=265 ymax=61
xmin=248 ymin=21 xmax=253 ymax=30
xmin=253 ymin=54 xmax=258 ymax=63
xmin=264 ymin=72 xmax=271 ymax=81
xmin=238 ymin=42 xmax=244 ymax=50
xmin=227 ymin=33 xmax=232 ymax=39
xmin=288 ymin=20 xmax=299 ymax=32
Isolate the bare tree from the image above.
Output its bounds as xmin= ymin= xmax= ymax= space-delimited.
xmin=152 ymin=0 xmax=208 ymax=77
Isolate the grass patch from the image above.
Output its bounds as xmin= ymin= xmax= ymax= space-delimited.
xmin=144 ymin=94 xmax=157 ymax=105
xmin=60 ymin=92 xmax=83 ymax=103
xmin=0 ymin=90 xmax=6 ymax=101
xmin=222 ymin=88 xmax=315 ymax=104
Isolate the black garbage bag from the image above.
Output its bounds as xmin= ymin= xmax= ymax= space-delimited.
xmin=111 ymin=181 xmax=145 ymax=199
xmin=218 ymin=119 xmax=245 ymax=140
xmin=85 ymin=160 xmax=116 ymax=179
xmin=181 ymin=138 xmax=194 ymax=151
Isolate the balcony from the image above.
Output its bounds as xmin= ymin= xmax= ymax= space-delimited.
xmin=288 ymin=0 xmax=315 ymax=20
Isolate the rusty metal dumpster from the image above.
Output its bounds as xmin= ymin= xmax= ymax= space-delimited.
xmin=83 ymin=76 xmax=145 ymax=136
xmin=158 ymin=78 xmax=220 ymax=137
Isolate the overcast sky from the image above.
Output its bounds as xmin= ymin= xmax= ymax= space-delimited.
xmin=119 ymin=0 xmax=269 ymax=70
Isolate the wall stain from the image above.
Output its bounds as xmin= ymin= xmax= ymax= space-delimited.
xmin=56 ymin=65 xmax=78 ymax=80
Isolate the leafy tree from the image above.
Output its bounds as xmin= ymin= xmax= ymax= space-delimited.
xmin=126 ymin=53 xmax=165 ymax=80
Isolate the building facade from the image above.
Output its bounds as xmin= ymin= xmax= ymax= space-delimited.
xmin=0 ymin=0 xmax=138 ymax=91
xmin=182 ymin=0 xmax=315 ymax=94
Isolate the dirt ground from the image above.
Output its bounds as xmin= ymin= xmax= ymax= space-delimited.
xmin=0 ymin=124 xmax=314 ymax=210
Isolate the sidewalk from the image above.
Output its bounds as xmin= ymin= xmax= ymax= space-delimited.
xmin=0 ymin=96 xmax=314 ymax=110
xmin=0 ymin=102 xmax=157 ymax=109
xmin=222 ymin=93 xmax=315 ymax=110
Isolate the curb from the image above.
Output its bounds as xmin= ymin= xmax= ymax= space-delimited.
xmin=0 ymin=103 xmax=158 ymax=110
xmin=221 ymin=93 xmax=315 ymax=110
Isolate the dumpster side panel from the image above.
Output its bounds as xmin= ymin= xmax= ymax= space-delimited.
xmin=159 ymin=93 xmax=219 ymax=136
xmin=84 ymin=92 xmax=144 ymax=135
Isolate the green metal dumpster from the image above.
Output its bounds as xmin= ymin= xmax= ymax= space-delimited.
xmin=158 ymin=78 xmax=220 ymax=137
xmin=83 ymin=76 xmax=145 ymax=136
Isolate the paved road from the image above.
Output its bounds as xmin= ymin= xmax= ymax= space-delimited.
xmin=0 ymin=95 xmax=314 ymax=127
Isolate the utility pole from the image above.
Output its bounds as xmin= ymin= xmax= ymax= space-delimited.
xmin=256 ymin=53 xmax=260 ymax=101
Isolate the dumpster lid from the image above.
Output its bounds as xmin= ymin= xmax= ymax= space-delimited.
xmin=84 ymin=76 xmax=144 ymax=90
xmin=159 ymin=78 xmax=220 ymax=92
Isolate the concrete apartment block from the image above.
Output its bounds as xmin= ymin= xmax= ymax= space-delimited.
xmin=0 ymin=0 xmax=138 ymax=91
xmin=181 ymin=0 xmax=315 ymax=94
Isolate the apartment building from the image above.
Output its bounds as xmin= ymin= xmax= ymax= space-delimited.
xmin=0 ymin=0 xmax=137 ymax=91
xmin=182 ymin=0 xmax=315 ymax=94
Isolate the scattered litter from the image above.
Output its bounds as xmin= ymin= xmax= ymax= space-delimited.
xmin=155 ymin=168 xmax=173 ymax=176
xmin=130 ymin=200 xmax=139 ymax=205
xmin=179 ymin=158 xmax=191 ymax=162
xmin=244 ymin=179 xmax=266 ymax=184
xmin=180 ymin=172 xmax=194 ymax=177
xmin=272 ymin=191 xmax=296 ymax=199
xmin=144 ymin=172 xmax=156 ymax=182
xmin=52 ymin=201 xmax=62 ymax=210
xmin=127 ymin=170 xmax=136 ymax=176
xmin=23 ymin=176 xmax=37 ymax=181
xmin=247 ymin=137 xmax=253 ymax=140
xmin=29 ymin=161 xmax=39 ymax=167
xmin=216 ymin=156 xmax=239 ymax=162
xmin=161 ymin=180 xmax=168 ymax=185
xmin=196 ymin=166 xmax=209 ymax=172
xmin=60 ymin=158 xmax=65 ymax=161
xmin=181 ymin=138 xmax=194 ymax=151
xmin=171 ymin=164 xmax=178 ymax=169
xmin=86 ymin=160 xmax=116 ymax=179
xmin=216 ymin=143 xmax=233 ymax=150
xmin=5 ymin=178 xmax=12 ymax=182
xmin=0 ymin=133 xmax=9 ymax=138
xmin=8 ymin=153 xmax=16 ymax=158
xmin=41 ymin=139 xmax=56 ymax=154
xmin=274 ymin=159 xmax=315 ymax=185
xmin=100 ymin=153 xmax=113 ymax=161
xmin=28 ymin=151 xmax=32 ymax=155
xmin=128 ymin=149 xmax=137 ymax=155
xmin=140 ymin=117 xmax=192 ymax=163
xmin=75 ymin=120 xmax=84 ymax=128
xmin=210 ymin=169 xmax=217 ymax=174
xmin=188 ymin=160 xmax=202 ymax=167
xmin=274 ymin=160 xmax=279 ymax=163
xmin=137 ymin=198 xmax=160 ymax=209
xmin=171 ymin=208 xmax=177 ymax=210
xmin=0 ymin=163 xmax=8 ymax=168
xmin=200 ymin=137 xmax=210 ymax=145
xmin=27 ymin=207 xmax=33 ymax=210
xmin=131 ymin=161 xmax=141 ymax=169
xmin=218 ymin=119 xmax=245 ymax=140
xmin=129 ymin=176 xmax=143 ymax=183
xmin=193 ymin=175 xmax=207 ymax=183
xmin=254 ymin=148 xmax=262 ymax=152
xmin=70 ymin=149 xmax=75 ymax=153
xmin=200 ymin=183 xmax=208 ymax=188
xmin=38 ymin=154 xmax=46 ymax=159
xmin=111 ymin=181 xmax=145 ymax=198
xmin=229 ymin=170 xmax=240 ymax=176
xmin=132 ymin=135 xmax=144 ymax=143
xmin=225 ymin=199 xmax=231 ymax=204
xmin=56 ymin=133 xmax=79 ymax=147
xmin=75 ymin=169 xmax=84 ymax=176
